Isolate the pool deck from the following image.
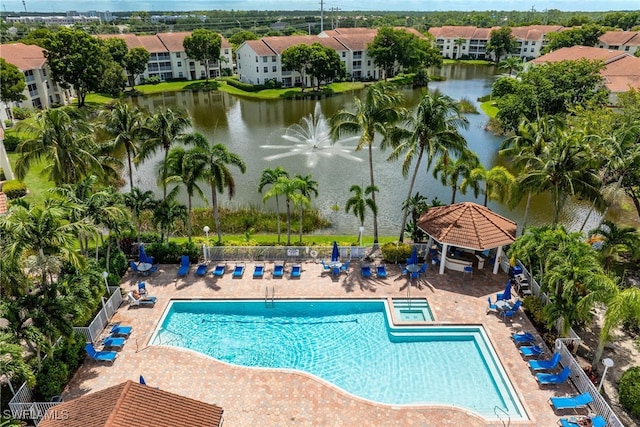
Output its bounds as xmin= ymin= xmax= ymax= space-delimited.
xmin=65 ymin=261 xmax=578 ymax=426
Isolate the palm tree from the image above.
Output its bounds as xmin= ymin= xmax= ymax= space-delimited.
xmin=138 ymin=107 xmax=192 ymax=199
xmin=432 ymin=150 xmax=479 ymax=204
xmin=330 ymin=82 xmax=405 ymax=247
xmin=499 ymin=56 xmax=524 ymax=77
xmin=262 ymin=176 xmax=305 ymax=245
xmin=101 ymin=101 xmax=145 ymax=193
xmin=0 ymin=336 xmax=36 ymax=389
xmin=15 ymin=107 xmax=102 ymax=186
xmin=388 ymin=91 xmax=469 ymax=242
xmin=400 ymin=192 xmax=429 ymax=241
xmin=453 ymin=37 xmax=465 ymax=60
xmin=588 ymin=221 xmax=640 ymax=270
xmin=295 ymin=174 xmax=319 ymax=243
xmin=152 ymin=199 xmax=188 ymax=243
xmin=258 ymin=167 xmax=289 ymax=243
xmin=461 ymin=164 xmax=516 ymax=207
xmin=123 ymin=187 xmax=158 ymax=246
xmin=186 ymin=133 xmax=247 ymax=243
xmin=345 ymin=184 xmax=378 ymax=243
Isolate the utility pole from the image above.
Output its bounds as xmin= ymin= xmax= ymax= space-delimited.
xmin=319 ymin=0 xmax=324 ymax=32
xmin=22 ymin=0 xmax=26 ymax=12
xmin=330 ymin=7 xmax=341 ymax=30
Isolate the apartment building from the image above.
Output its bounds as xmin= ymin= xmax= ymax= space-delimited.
xmin=98 ymin=32 xmax=233 ymax=85
xmin=597 ymin=31 xmax=640 ymax=56
xmin=0 ymin=42 xmax=74 ymax=124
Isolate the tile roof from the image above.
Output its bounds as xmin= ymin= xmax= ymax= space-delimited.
xmin=599 ymin=30 xmax=640 ymax=46
xmin=96 ymin=33 xmax=144 ymax=49
xmin=0 ymin=193 xmax=7 ymax=215
xmin=156 ymin=31 xmax=191 ymax=51
xmin=531 ymin=45 xmax=628 ymax=64
xmin=38 ymin=380 xmax=223 ymax=427
xmin=97 ymin=32 xmax=231 ymax=51
xmin=262 ymin=35 xmax=345 ymax=54
xmin=243 ymin=39 xmax=277 ymax=56
xmin=417 ymin=202 xmax=517 ymax=250
xmin=0 ymin=43 xmax=46 ymax=70
xmin=137 ymin=35 xmax=168 ymax=53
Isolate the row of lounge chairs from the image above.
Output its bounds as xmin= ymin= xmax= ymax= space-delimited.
xmin=361 ymin=264 xmax=387 ymax=278
xmin=191 ymin=262 xmax=302 ymax=279
xmin=83 ymin=324 xmax=133 ymax=364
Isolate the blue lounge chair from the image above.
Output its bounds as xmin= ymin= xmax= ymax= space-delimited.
xmin=520 ymin=345 xmax=545 ymax=357
xmin=102 ymin=336 xmax=125 ymax=350
xmin=110 ymin=324 xmax=132 ymax=337
xmin=512 ymin=332 xmax=536 ymax=345
xmin=129 ymin=261 xmax=140 ymax=274
xmin=487 ymin=297 xmax=498 ymax=314
xmin=195 ymin=263 xmax=208 ymax=277
xmin=536 ymin=366 xmax=571 ymax=385
xmin=177 ymin=255 xmax=190 ymax=277
xmin=253 ymin=264 xmax=264 ymax=278
xmin=376 ymin=264 xmax=387 ymax=278
xmin=529 ymin=352 xmax=562 ymax=371
xmin=550 ymin=392 xmax=594 ymax=412
xmin=233 ymin=264 xmax=245 ymax=278
xmin=137 ymin=281 xmax=146 ymax=295
xmin=213 ymin=263 xmax=225 ymax=277
xmin=559 ymin=415 xmax=606 ymax=427
xmin=84 ymin=343 xmax=117 ymax=363
xmin=361 ymin=265 xmax=372 ymax=278
xmin=291 ymin=264 xmax=301 ymax=278
xmin=127 ymin=292 xmax=157 ymax=308
xmin=273 ymin=263 xmax=284 ymax=278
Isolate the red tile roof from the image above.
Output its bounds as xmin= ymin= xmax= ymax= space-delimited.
xmin=0 ymin=43 xmax=46 ymax=70
xmin=96 ymin=33 xmax=144 ymax=49
xmin=531 ymin=45 xmax=628 ymax=64
xmin=97 ymin=32 xmax=231 ymax=51
xmin=38 ymin=380 xmax=223 ymax=427
xmin=137 ymin=35 xmax=168 ymax=53
xmin=599 ymin=30 xmax=640 ymax=46
xmin=417 ymin=202 xmax=517 ymax=250
xmin=243 ymin=39 xmax=276 ymax=56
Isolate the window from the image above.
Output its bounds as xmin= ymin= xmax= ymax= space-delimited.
xmin=179 ymin=71 xmax=183 ymax=77
xmin=256 ymin=67 xmax=259 ymax=72
xmin=272 ymin=56 xmax=276 ymax=62
xmin=224 ymin=49 xmax=229 ymax=54
xmin=177 ymin=61 xmax=182 ymax=67
xmin=263 ymin=56 xmax=268 ymax=63
xmin=524 ymin=41 xmax=529 ymax=45
xmin=531 ymin=42 xmax=536 ymax=46
xmin=264 ymin=66 xmax=268 ymax=73
xmin=272 ymin=66 xmax=277 ymax=72
xmin=342 ymin=52 xmax=346 ymax=57
xmin=32 ymin=98 xmax=42 ymax=108
xmin=367 ymin=60 xmax=371 ymax=66
xmin=176 ymin=53 xmax=181 ymax=58
xmin=255 ymin=57 xmax=258 ymax=62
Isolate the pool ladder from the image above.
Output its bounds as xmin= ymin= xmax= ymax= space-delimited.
xmin=265 ymin=286 xmax=275 ymax=308
xmin=493 ymin=406 xmax=510 ymax=427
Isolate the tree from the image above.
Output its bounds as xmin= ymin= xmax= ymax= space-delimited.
xmin=101 ymin=101 xmax=145 ymax=193
xmin=387 ymin=91 xmax=468 ymax=242
xmin=186 ymin=133 xmax=247 ymax=243
xmin=432 ymin=150 xmax=479 ymax=204
xmin=295 ymin=174 xmax=318 ymax=242
xmin=152 ymin=199 xmax=187 ymax=243
xmin=486 ymin=27 xmax=518 ymax=64
xmin=499 ymin=56 xmax=524 ymax=77
xmin=262 ymin=176 xmax=305 ymax=245
xmin=330 ymin=83 xmax=405 ymax=247
xmin=401 ymin=192 xmax=429 ymax=242
xmin=462 ymin=165 xmax=516 ymax=207
xmin=588 ymin=221 xmax=640 ymax=270
xmin=98 ymin=60 xmax=126 ymax=97
xmin=183 ymin=29 xmax=222 ymax=83
xmin=307 ymin=43 xmax=345 ymax=91
xmin=281 ymin=44 xmax=314 ymax=92
xmin=228 ymin=30 xmax=258 ymax=48
xmin=102 ymin=37 xmax=128 ymax=65
xmin=42 ymin=27 xmax=108 ymax=107
xmin=0 ymin=58 xmax=26 ymax=120
xmin=345 ymin=184 xmax=378 ymax=242
xmin=543 ymin=24 xmax=605 ymax=53
xmin=259 ymin=167 xmax=289 ymax=243
xmin=138 ymin=107 xmax=192 ymax=199
xmin=15 ymin=107 xmax=102 ymax=186
xmin=453 ymin=37 xmax=465 ymax=59
xmin=123 ymin=47 xmax=150 ymax=89
xmin=123 ymin=187 xmax=158 ymax=246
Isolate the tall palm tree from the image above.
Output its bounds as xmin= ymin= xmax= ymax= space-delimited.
xmin=15 ymin=107 xmax=102 ymax=186
xmin=588 ymin=221 xmax=640 ymax=270
xmin=388 ymin=91 xmax=469 ymax=242
xmin=345 ymin=184 xmax=378 ymax=244
xmin=262 ymin=176 xmax=305 ymax=245
xmin=138 ymin=107 xmax=192 ymax=199
xmin=295 ymin=174 xmax=318 ymax=243
xmin=499 ymin=56 xmax=524 ymax=77
xmin=432 ymin=150 xmax=479 ymax=204
xmin=186 ymin=133 xmax=247 ymax=243
xmin=330 ymin=82 xmax=405 ymax=247
xmin=152 ymin=199 xmax=188 ymax=243
xmin=258 ymin=167 xmax=289 ymax=243
xmin=453 ymin=37 xmax=465 ymax=60
xmin=400 ymin=192 xmax=429 ymax=242
xmin=101 ymin=101 xmax=145 ymax=193
xmin=461 ymin=164 xmax=516 ymax=207
xmin=123 ymin=187 xmax=158 ymax=246
xmin=163 ymin=146 xmax=208 ymax=242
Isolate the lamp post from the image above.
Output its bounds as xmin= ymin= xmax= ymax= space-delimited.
xmin=597 ymin=358 xmax=614 ymax=393
xmin=101 ymin=271 xmax=109 ymax=294
xmin=203 ymin=226 xmax=210 ymax=260
xmin=358 ymin=226 xmax=364 ymax=246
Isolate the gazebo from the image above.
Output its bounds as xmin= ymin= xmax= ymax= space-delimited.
xmin=416 ymin=202 xmax=517 ymax=275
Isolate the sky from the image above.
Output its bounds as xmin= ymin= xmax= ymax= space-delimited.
xmin=1 ymin=0 xmax=637 ymax=13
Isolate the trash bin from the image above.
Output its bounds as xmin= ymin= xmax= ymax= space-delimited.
xmin=510 ymin=265 xmax=522 ymax=278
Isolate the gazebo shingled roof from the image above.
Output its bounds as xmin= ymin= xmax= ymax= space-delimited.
xmin=416 ymin=202 xmax=517 ymax=250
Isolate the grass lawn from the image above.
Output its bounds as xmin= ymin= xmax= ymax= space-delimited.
xmin=442 ymin=59 xmax=493 ymax=65
xmin=6 ymin=153 xmax=54 ymax=205
xmin=171 ymin=234 xmax=399 ymax=247
xmin=480 ymin=100 xmax=499 ymax=118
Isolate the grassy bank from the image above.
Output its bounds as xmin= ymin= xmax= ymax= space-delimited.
xmin=480 ymin=100 xmax=499 ymax=118
xmin=442 ymin=59 xmax=493 ymax=65
xmin=6 ymin=153 xmax=54 ymax=205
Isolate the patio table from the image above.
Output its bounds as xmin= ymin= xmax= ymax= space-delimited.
xmin=495 ymin=300 xmax=513 ymax=312
xmin=406 ymin=264 xmax=422 ymax=273
xmin=138 ymin=262 xmax=152 ymax=274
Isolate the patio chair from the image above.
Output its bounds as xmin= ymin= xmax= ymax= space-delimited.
xmin=520 ymin=344 xmax=545 ymax=358
xmin=411 ymin=263 xmax=428 ymax=279
xmin=486 ymin=297 xmax=498 ymax=315
xmin=129 ymin=261 xmax=140 ymax=274
xmin=512 ymin=332 xmax=536 ymax=345
xmin=127 ymin=291 xmax=157 ymax=308
xmin=550 ymin=392 xmax=593 ymax=412
xmin=233 ymin=264 xmax=245 ymax=278
xmin=102 ymin=336 xmax=125 ymax=350
xmin=529 ymin=352 xmax=562 ymax=371
xmin=137 ymin=281 xmax=147 ymax=295
xmin=462 ymin=265 xmax=473 ymax=280
xmin=110 ymin=324 xmax=132 ymax=337
xmin=331 ymin=266 xmax=341 ymax=276
xmin=147 ymin=264 xmax=159 ymax=274
xmin=320 ymin=260 xmax=331 ymax=273
xmin=195 ymin=263 xmax=208 ymax=277
xmin=213 ymin=263 xmax=225 ymax=277
xmin=84 ymin=343 xmax=117 ymax=363
xmin=177 ymin=255 xmax=190 ymax=277
xmin=340 ymin=260 xmax=350 ymax=272
xmin=253 ymin=264 xmax=264 ymax=278
xmin=536 ymin=366 xmax=571 ymax=386
xmin=361 ymin=265 xmax=372 ymax=278
xmin=291 ymin=264 xmax=301 ymax=278
xmin=376 ymin=264 xmax=388 ymax=278
xmin=559 ymin=415 xmax=606 ymax=427
xmin=273 ymin=263 xmax=284 ymax=278
xmin=501 ymin=299 xmax=522 ymax=321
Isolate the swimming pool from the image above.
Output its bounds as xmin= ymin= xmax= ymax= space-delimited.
xmin=151 ymin=299 xmax=526 ymax=420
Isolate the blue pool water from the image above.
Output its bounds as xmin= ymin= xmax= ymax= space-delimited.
xmin=151 ymin=300 xmax=526 ymax=420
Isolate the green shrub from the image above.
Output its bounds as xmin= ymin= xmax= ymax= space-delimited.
xmin=412 ymin=68 xmax=430 ymax=87
xmin=3 ymin=119 xmax=13 ymax=128
xmin=522 ymin=295 xmax=547 ymax=329
xmin=11 ymin=106 xmax=32 ymax=120
xmin=33 ymin=358 xmax=69 ymax=401
xmin=2 ymin=180 xmax=27 ymax=199
xmin=619 ymin=366 xmax=640 ymax=418
xmin=3 ymin=134 xmax=21 ymax=151
xmin=56 ymin=334 xmax=86 ymax=374
xmin=142 ymin=76 xmax=161 ymax=85
xmin=145 ymin=240 xmax=199 ymax=264
xmin=0 ymin=168 xmax=5 ymax=181
xmin=225 ymin=78 xmax=266 ymax=92
xmin=380 ymin=242 xmax=413 ymax=264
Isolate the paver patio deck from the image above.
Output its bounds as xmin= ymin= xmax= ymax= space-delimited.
xmin=64 ymin=260 xmax=579 ymax=426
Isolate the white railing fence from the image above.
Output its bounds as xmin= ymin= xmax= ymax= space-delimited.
xmin=73 ymin=287 xmax=123 ymax=343
xmin=519 ymin=262 xmax=624 ymax=426
xmin=203 ymin=245 xmax=368 ymax=263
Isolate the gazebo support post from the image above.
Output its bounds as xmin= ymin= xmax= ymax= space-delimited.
xmin=439 ymin=243 xmax=448 ymax=275
xmin=493 ymin=246 xmax=503 ymax=275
